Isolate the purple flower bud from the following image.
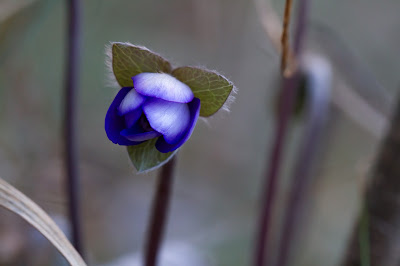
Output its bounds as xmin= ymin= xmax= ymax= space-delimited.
xmin=105 ymin=73 xmax=201 ymax=153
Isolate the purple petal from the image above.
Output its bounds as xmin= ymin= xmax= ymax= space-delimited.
xmin=132 ymin=73 xmax=194 ymax=103
xmin=125 ymin=108 xmax=143 ymax=128
xmin=118 ymin=88 xmax=145 ymax=115
xmin=156 ymin=98 xmax=200 ymax=153
xmin=105 ymin=87 xmax=142 ymax=146
xmin=121 ymin=127 xmax=161 ymax=142
xmin=143 ymin=98 xmax=190 ymax=144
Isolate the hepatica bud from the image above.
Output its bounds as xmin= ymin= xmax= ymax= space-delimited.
xmin=105 ymin=73 xmax=200 ymax=153
xmin=105 ymin=42 xmax=235 ymax=172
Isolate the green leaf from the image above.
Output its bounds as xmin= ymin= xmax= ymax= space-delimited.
xmin=127 ymin=138 xmax=175 ymax=173
xmin=172 ymin=67 xmax=234 ymax=117
xmin=112 ymin=42 xmax=172 ymax=87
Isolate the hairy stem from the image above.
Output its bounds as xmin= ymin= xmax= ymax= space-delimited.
xmin=145 ymin=157 xmax=177 ymax=266
xmin=64 ymin=0 xmax=83 ymax=256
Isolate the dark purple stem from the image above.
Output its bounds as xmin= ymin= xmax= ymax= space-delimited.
xmin=64 ymin=0 xmax=83 ymax=256
xmin=254 ymin=75 xmax=299 ymax=266
xmin=275 ymin=61 xmax=331 ymax=266
xmin=145 ymin=156 xmax=177 ymax=266
xmin=293 ymin=0 xmax=309 ymax=55
xmin=253 ymin=0 xmax=310 ymax=265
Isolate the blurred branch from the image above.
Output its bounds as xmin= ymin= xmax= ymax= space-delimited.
xmin=332 ymin=79 xmax=388 ymax=139
xmin=311 ymin=23 xmax=393 ymax=118
xmin=310 ymin=22 xmax=392 ymax=139
xmin=314 ymin=24 xmax=391 ymax=138
xmin=343 ymin=94 xmax=400 ymax=266
xmin=63 ymin=0 xmax=84 ymax=256
xmin=144 ymin=156 xmax=176 ymax=266
xmin=255 ymin=2 xmax=391 ymax=139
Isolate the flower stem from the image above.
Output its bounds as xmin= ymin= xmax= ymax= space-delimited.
xmin=253 ymin=0 xmax=310 ymax=265
xmin=64 ymin=0 xmax=83 ymax=256
xmin=145 ymin=156 xmax=176 ymax=266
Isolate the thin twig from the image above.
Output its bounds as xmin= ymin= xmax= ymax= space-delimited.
xmin=253 ymin=0 xmax=310 ymax=265
xmin=64 ymin=0 xmax=83 ymax=256
xmin=275 ymin=55 xmax=331 ymax=266
xmin=281 ymin=0 xmax=293 ymax=76
xmin=254 ymin=0 xmax=300 ymax=77
xmin=144 ymin=156 xmax=177 ymax=266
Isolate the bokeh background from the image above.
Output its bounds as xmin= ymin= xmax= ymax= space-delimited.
xmin=0 ymin=0 xmax=399 ymax=265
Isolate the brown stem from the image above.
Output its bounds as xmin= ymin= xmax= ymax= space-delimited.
xmin=281 ymin=0 xmax=293 ymax=76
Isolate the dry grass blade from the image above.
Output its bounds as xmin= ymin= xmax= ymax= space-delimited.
xmin=0 ymin=177 xmax=86 ymax=266
xmin=254 ymin=0 xmax=283 ymax=52
xmin=0 ymin=0 xmax=35 ymax=23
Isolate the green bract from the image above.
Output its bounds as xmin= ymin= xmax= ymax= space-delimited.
xmin=110 ymin=42 xmax=234 ymax=172
xmin=172 ymin=67 xmax=234 ymax=117
xmin=127 ymin=139 xmax=174 ymax=173
xmin=112 ymin=43 xmax=172 ymax=87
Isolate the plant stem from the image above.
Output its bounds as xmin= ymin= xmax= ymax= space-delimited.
xmin=293 ymin=0 xmax=309 ymax=55
xmin=275 ymin=57 xmax=331 ymax=266
xmin=64 ymin=0 xmax=83 ymax=256
xmin=254 ymin=75 xmax=299 ymax=266
xmin=145 ymin=157 xmax=177 ymax=266
xmin=254 ymin=0 xmax=309 ymax=265
xmin=281 ymin=0 xmax=293 ymax=75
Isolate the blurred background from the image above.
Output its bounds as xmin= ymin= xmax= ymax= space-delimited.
xmin=0 ymin=0 xmax=399 ymax=265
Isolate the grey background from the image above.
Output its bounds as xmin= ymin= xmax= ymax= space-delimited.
xmin=0 ymin=0 xmax=399 ymax=265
